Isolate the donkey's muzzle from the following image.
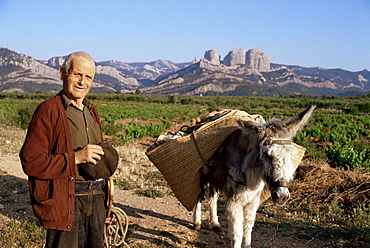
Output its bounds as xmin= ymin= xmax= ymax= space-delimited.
xmin=271 ymin=187 xmax=290 ymax=206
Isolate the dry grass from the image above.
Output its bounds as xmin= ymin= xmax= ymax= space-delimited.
xmin=0 ymin=216 xmax=45 ymax=248
xmin=113 ymin=139 xmax=172 ymax=196
xmin=0 ymin=167 xmax=46 ymax=247
xmin=291 ymin=158 xmax=370 ymax=209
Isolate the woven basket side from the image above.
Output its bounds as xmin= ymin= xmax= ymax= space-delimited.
xmin=292 ymin=143 xmax=306 ymax=168
xmin=146 ymin=135 xmax=204 ymax=210
xmin=260 ymin=185 xmax=271 ymax=203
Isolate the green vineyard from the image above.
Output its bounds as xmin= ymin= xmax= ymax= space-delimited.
xmin=0 ymin=93 xmax=369 ymax=171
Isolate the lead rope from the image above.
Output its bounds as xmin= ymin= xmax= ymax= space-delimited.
xmin=104 ymin=177 xmax=130 ymax=248
xmin=268 ymin=207 xmax=282 ymax=248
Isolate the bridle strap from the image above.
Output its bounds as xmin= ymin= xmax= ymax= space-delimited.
xmin=268 ymin=180 xmax=290 ymax=188
xmin=270 ymin=140 xmax=292 ymax=145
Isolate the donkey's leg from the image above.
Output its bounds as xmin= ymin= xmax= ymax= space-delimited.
xmin=227 ymin=199 xmax=244 ymax=248
xmin=241 ymin=200 xmax=260 ymax=248
xmin=193 ymin=200 xmax=202 ymax=230
xmin=209 ymin=190 xmax=221 ymax=232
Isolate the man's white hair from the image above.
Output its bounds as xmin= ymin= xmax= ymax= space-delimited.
xmin=61 ymin=51 xmax=95 ymax=73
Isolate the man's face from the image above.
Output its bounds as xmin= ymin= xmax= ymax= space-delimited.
xmin=60 ymin=57 xmax=95 ymax=104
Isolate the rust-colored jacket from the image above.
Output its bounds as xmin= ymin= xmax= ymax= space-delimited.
xmin=20 ymin=94 xmax=103 ymax=231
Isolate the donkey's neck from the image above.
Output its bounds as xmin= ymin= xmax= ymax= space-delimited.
xmin=241 ymin=150 xmax=265 ymax=189
xmin=231 ymin=133 xmax=265 ymax=189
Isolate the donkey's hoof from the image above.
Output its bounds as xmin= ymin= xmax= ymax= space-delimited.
xmin=194 ymin=224 xmax=201 ymax=230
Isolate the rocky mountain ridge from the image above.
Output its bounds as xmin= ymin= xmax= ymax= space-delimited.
xmin=203 ymin=48 xmax=270 ymax=71
xmin=0 ymin=47 xmax=369 ymax=96
xmin=144 ymin=48 xmax=369 ymax=96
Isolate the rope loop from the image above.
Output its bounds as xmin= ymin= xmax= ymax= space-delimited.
xmin=104 ymin=206 xmax=130 ymax=248
xmin=104 ymin=177 xmax=130 ymax=247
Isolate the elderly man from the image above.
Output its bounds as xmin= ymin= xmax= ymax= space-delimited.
xmin=20 ymin=51 xmax=107 ymax=248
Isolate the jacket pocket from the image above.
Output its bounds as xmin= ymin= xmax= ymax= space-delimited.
xmin=29 ymin=179 xmax=54 ymax=205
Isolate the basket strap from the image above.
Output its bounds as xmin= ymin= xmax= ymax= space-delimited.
xmin=192 ymin=131 xmax=209 ymax=168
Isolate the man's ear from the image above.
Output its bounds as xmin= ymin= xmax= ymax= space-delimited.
xmin=59 ymin=66 xmax=66 ymax=81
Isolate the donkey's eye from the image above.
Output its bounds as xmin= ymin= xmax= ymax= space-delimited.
xmin=264 ymin=153 xmax=273 ymax=162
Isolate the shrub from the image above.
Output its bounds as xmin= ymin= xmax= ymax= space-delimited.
xmin=326 ymin=143 xmax=368 ymax=170
xmin=136 ymin=189 xmax=164 ymax=198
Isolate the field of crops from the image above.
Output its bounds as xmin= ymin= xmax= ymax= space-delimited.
xmin=0 ymin=93 xmax=369 ymax=171
xmin=95 ymin=101 xmax=207 ymax=143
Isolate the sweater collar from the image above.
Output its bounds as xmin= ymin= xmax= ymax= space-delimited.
xmin=59 ymin=91 xmax=92 ymax=111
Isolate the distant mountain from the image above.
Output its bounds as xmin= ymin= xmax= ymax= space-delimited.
xmin=144 ymin=59 xmax=370 ymax=96
xmin=271 ymin=63 xmax=370 ymax=90
xmin=0 ymin=47 xmax=369 ymax=96
xmin=98 ymin=59 xmax=190 ymax=86
xmin=143 ymin=59 xmax=276 ymax=96
xmin=0 ymin=47 xmax=61 ymax=93
xmin=0 ymin=47 xmax=190 ymax=93
xmin=0 ymin=48 xmax=116 ymax=93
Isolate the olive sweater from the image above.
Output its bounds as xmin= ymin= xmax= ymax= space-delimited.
xmin=20 ymin=93 xmax=103 ymax=231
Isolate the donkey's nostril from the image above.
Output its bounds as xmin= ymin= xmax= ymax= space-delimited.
xmin=272 ymin=191 xmax=279 ymax=200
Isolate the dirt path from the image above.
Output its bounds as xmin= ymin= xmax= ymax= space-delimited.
xmin=0 ymin=155 xmax=27 ymax=179
xmin=114 ymin=187 xmax=330 ymax=248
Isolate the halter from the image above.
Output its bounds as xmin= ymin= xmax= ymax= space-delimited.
xmin=267 ymin=180 xmax=290 ymax=188
xmin=270 ymin=139 xmax=292 ymax=145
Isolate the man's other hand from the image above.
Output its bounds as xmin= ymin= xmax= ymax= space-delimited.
xmin=75 ymin=144 xmax=104 ymax=165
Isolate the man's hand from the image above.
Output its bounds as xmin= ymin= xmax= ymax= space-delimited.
xmin=75 ymin=144 xmax=104 ymax=165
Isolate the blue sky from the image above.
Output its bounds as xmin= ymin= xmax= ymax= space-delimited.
xmin=0 ymin=0 xmax=369 ymax=72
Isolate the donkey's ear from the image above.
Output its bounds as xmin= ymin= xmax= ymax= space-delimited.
xmin=284 ymin=105 xmax=316 ymax=136
xmin=235 ymin=119 xmax=265 ymax=136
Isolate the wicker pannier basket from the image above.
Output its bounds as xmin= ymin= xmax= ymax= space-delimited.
xmin=146 ymin=110 xmax=306 ymax=211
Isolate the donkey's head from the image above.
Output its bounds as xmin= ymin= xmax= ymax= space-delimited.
xmin=236 ymin=105 xmax=316 ymax=206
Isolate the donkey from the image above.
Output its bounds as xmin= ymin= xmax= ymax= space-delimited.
xmin=193 ymin=105 xmax=316 ymax=248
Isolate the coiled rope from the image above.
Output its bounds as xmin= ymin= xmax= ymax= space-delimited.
xmin=104 ymin=177 xmax=130 ymax=248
